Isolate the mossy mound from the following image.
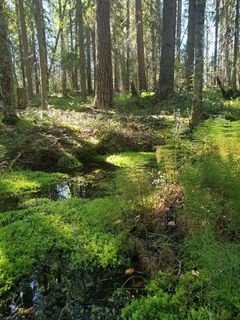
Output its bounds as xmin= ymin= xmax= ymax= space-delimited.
xmin=0 ymin=197 xmax=126 ymax=296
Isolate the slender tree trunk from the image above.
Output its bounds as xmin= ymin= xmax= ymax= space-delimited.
xmin=135 ymin=0 xmax=147 ymax=91
xmin=176 ymin=0 xmax=182 ymax=62
xmin=92 ymin=28 xmax=96 ymax=93
xmin=213 ymin=0 xmax=219 ymax=85
xmin=94 ymin=0 xmax=113 ymax=109
xmin=158 ymin=0 xmax=176 ymax=99
xmin=86 ymin=27 xmax=93 ymax=94
xmin=192 ymin=0 xmax=206 ymax=127
xmin=185 ymin=0 xmax=197 ymax=90
xmin=58 ymin=0 xmax=67 ymax=96
xmin=126 ymin=0 xmax=130 ymax=91
xmin=0 ymin=0 xmax=18 ymax=124
xmin=31 ymin=23 xmax=40 ymax=94
xmin=18 ymin=0 xmax=34 ymax=100
xmin=76 ymin=0 xmax=87 ymax=102
xmin=74 ymin=10 xmax=79 ymax=92
xmin=113 ymin=22 xmax=120 ymax=93
xmin=232 ymin=0 xmax=239 ymax=91
xmin=32 ymin=0 xmax=48 ymax=110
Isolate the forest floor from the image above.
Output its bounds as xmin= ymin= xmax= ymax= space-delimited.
xmin=0 ymin=91 xmax=240 ymax=319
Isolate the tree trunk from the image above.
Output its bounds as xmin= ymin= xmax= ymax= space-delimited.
xmin=176 ymin=0 xmax=182 ymax=62
xmin=94 ymin=0 xmax=113 ymax=109
xmin=0 ymin=0 xmax=18 ymax=124
xmin=32 ymin=0 xmax=48 ymax=110
xmin=135 ymin=0 xmax=147 ymax=91
xmin=86 ymin=28 xmax=93 ymax=94
xmin=126 ymin=0 xmax=130 ymax=91
xmin=213 ymin=0 xmax=219 ymax=85
xmin=113 ymin=22 xmax=120 ymax=93
xmin=185 ymin=0 xmax=196 ymax=90
xmin=58 ymin=0 xmax=67 ymax=97
xmin=192 ymin=0 xmax=206 ymax=127
xmin=158 ymin=0 xmax=176 ymax=99
xmin=76 ymin=0 xmax=87 ymax=102
xmin=18 ymin=0 xmax=34 ymax=100
xmin=31 ymin=23 xmax=40 ymax=94
xmin=232 ymin=0 xmax=239 ymax=91
xmin=92 ymin=28 xmax=96 ymax=93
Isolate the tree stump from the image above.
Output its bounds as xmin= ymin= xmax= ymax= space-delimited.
xmin=17 ymin=87 xmax=27 ymax=109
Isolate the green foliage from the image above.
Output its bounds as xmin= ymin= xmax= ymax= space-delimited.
xmin=0 ymin=170 xmax=66 ymax=197
xmin=0 ymin=197 xmax=126 ymax=296
xmin=99 ymin=152 xmax=156 ymax=168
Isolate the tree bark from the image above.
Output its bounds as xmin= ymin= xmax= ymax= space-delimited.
xmin=192 ymin=0 xmax=206 ymax=127
xmin=158 ymin=0 xmax=176 ymax=99
xmin=213 ymin=0 xmax=220 ymax=85
xmin=126 ymin=0 xmax=130 ymax=91
xmin=76 ymin=0 xmax=87 ymax=102
xmin=0 ymin=0 xmax=18 ymax=124
xmin=32 ymin=0 xmax=48 ymax=110
xmin=232 ymin=0 xmax=239 ymax=91
xmin=94 ymin=0 xmax=113 ymax=109
xmin=185 ymin=0 xmax=196 ymax=90
xmin=135 ymin=0 xmax=147 ymax=91
xmin=18 ymin=0 xmax=34 ymax=100
xmin=176 ymin=0 xmax=182 ymax=62
xmin=58 ymin=0 xmax=67 ymax=97
xmin=86 ymin=27 xmax=93 ymax=95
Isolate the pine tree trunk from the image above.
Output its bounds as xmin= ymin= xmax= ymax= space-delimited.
xmin=158 ymin=0 xmax=176 ymax=99
xmin=32 ymin=0 xmax=48 ymax=110
xmin=18 ymin=0 xmax=34 ymax=100
xmin=185 ymin=0 xmax=196 ymax=90
xmin=213 ymin=0 xmax=219 ymax=85
xmin=135 ymin=0 xmax=147 ymax=91
xmin=0 ymin=0 xmax=18 ymax=124
xmin=126 ymin=0 xmax=130 ymax=91
xmin=232 ymin=0 xmax=239 ymax=91
xmin=94 ymin=0 xmax=113 ymax=109
xmin=113 ymin=22 xmax=120 ymax=93
xmin=176 ymin=0 xmax=182 ymax=62
xmin=58 ymin=0 xmax=67 ymax=97
xmin=192 ymin=0 xmax=206 ymax=127
xmin=76 ymin=0 xmax=87 ymax=102
xmin=31 ymin=23 xmax=40 ymax=94
xmin=86 ymin=28 xmax=93 ymax=95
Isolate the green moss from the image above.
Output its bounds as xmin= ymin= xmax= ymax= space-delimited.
xmin=98 ymin=152 xmax=156 ymax=168
xmin=0 ymin=197 xmax=126 ymax=296
xmin=57 ymin=152 xmax=83 ymax=172
xmin=0 ymin=170 xmax=67 ymax=197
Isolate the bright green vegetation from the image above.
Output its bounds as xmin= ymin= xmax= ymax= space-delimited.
xmin=121 ymin=119 xmax=240 ymax=319
xmin=0 ymin=197 xmax=125 ymax=295
xmin=1 ymin=93 xmax=240 ymax=318
xmin=0 ymin=170 xmax=66 ymax=197
xmin=98 ymin=152 xmax=155 ymax=168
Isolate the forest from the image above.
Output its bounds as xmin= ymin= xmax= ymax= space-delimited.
xmin=0 ymin=0 xmax=240 ymax=318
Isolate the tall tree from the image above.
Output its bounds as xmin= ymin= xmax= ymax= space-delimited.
xmin=86 ymin=27 xmax=93 ymax=94
xmin=76 ymin=0 xmax=87 ymax=102
xmin=176 ymin=0 xmax=182 ymax=62
xmin=58 ymin=0 xmax=67 ymax=96
xmin=0 ymin=0 xmax=18 ymax=124
xmin=158 ymin=0 xmax=176 ymax=99
xmin=232 ymin=0 xmax=239 ymax=91
xmin=213 ymin=0 xmax=220 ymax=84
xmin=185 ymin=0 xmax=197 ymax=90
xmin=135 ymin=0 xmax=147 ymax=91
xmin=18 ymin=0 xmax=34 ymax=100
xmin=32 ymin=0 xmax=48 ymax=110
xmin=192 ymin=0 xmax=206 ymax=126
xmin=94 ymin=0 xmax=113 ymax=109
